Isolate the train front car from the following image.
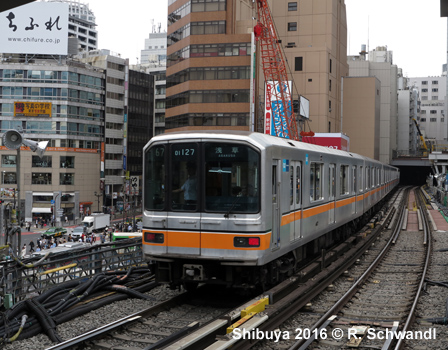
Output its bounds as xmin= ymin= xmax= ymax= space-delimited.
xmin=142 ymin=132 xmax=268 ymax=290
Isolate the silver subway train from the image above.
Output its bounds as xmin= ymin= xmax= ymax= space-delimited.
xmin=142 ymin=131 xmax=399 ymax=289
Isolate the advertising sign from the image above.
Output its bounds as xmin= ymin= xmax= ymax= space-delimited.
xmin=264 ymin=81 xmax=292 ymax=139
xmin=0 ymin=2 xmax=69 ymax=55
xmin=302 ymin=133 xmax=350 ymax=151
xmin=14 ymin=101 xmax=52 ymax=117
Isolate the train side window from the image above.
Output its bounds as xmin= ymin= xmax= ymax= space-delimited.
xmin=296 ymin=165 xmax=301 ymax=205
xmin=310 ymin=162 xmax=323 ymax=201
xmin=365 ymin=166 xmax=370 ymax=190
xmin=359 ymin=166 xmax=363 ymax=193
xmin=340 ymin=165 xmax=349 ymax=195
xmin=352 ymin=166 xmax=356 ymax=194
xmin=290 ymin=166 xmax=294 ymax=205
xmin=328 ymin=163 xmax=336 ymax=198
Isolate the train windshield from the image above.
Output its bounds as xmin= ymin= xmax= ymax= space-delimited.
xmin=144 ymin=141 xmax=260 ymax=213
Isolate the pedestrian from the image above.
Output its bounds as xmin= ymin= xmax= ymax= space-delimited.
xmin=101 ymin=233 xmax=105 ymax=244
xmin=37 ymin=238 xmax=41 ymax=250
xmin=21 ymin=244 xmax=27 ymax=258
xmin=29 ymin=240 xmax=35 ymax=253
xmin=92 ymin=234 xmax=96 ymax=244
xmin=65 ymin=215 xmax=68 ymax=224
xmin=25 ymin=221 xmax=30 ymax=231
xmin=81 ymin=233 xmax=85 ymax=242
xmin=35 ymin=219 xmax=38 ymax=228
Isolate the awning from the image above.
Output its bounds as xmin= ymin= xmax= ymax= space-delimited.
xmin=32 ymin=208 xmax=52 ymax=213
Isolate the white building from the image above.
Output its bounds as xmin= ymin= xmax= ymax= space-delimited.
xmin=48 ymin=0 xmax=98 ymax=52
xmin=409 ymin=76 xmax=447 ymax=141
xmin=140 ymin=27 xmax=167 ymax=66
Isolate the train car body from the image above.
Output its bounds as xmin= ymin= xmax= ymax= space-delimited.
xmin=142 ymin=131 xmax=399 ymax=289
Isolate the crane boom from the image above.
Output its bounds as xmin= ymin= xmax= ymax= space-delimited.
xmin=255 ymin=0 xmax=300 ymax=141
xmin=412 ymin=118 xmax=428 ymax=151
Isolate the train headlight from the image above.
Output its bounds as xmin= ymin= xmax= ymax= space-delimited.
xmin=234 ymin=237 xmax=260 ymax=247
xmin=144 ymin=232 xmax=164 ymax=243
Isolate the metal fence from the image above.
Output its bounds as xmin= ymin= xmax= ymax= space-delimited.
xmin=0 ymin=238 xmax=144 ymax=305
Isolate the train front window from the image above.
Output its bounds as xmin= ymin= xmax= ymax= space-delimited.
xmin=204 ymin=143 xmax=260 ymax=213
xmin=145 ymin=145 xmax=166 ymax=210
xmin=171 ymin=143 xmax=199 ymax=211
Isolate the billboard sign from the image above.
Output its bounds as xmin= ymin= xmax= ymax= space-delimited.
xmin=302 ymin=133 xmax=350 ymax=151
xmin=14 ymin=101 xmax=52 ymax=117
xmin=0 ymin=2 xmax=69 ymax=55
xmin=264 ymin=81 xmax=292 ymax=139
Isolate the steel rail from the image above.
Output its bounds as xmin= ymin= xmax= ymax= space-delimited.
xmin=393 ymin=188 xmax=432 ymax=350
xmin=45 ymin=291 xmax=192 ymax=350
xmin=288 ymin=187 xmax=410 ymax=350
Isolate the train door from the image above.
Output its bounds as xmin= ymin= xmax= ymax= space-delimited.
xmin=352 ymin=165 xmax=357 ymax=214
xmin=289 ymin=161 xmax=302 ymax=241
xmin=328 ymin=164 xmax=336 ymax=224
xmin=271 ymin=161 xmax=281 ymax=249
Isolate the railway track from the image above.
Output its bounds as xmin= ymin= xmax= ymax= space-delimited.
xmin=245 ymin=187 xmax=439 ymax=350
xmin=39 ymin=188 xmax=399 ymax=350
xmin=8 ymin=186 xmax=445 ymax=350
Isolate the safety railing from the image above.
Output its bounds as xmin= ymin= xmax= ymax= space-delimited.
xmin=0 ymin=238 xmax=144 ymax=305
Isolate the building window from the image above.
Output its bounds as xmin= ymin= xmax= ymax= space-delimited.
xmin=288 ymin=22 xmax=297 ymax=31
xmin=422 ymin=89 xmax=428 ymax=92
xmin=329 ymin=59 xmax=332 ymax=73
xmin=430 ymin=110 xmax=437 ymax=114
xmin=430 ymin=118 xmax=437 ymax=122
xmin=432 ymin=80 xmax=438 ymax=84
xmin=2 ymin=172 xmax=16 ymax=184
xmin=288 ymin=2 xmax=297 ymax=11
xmin=422 ymin=81 xmax=427 ymax=85
xmin=1 ymin=155 xmax=17 ymax=167
xmin=295 ymin=57 xmax=303 ymax=71
xmin=60 ymin=173 xmax=75 ymax=185
xmin=421 ymin=110 xmax=426 ymax=114
xmin=32 ymin=173 xmax=52 ymax=185
xmin=432 ymin=88 xmax=438 ymax=92
xmin=421 ymin=118 xmax=426 ymax=122
xmin=329 ymin=79 xmax=332 ymax=91
xmin=32 ymin=155 xmax=52 ymax=167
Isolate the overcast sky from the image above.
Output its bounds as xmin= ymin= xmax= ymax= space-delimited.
xmin=85 ymin=0 xmax=446 ymax=78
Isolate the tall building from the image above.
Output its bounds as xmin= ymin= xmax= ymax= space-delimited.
xmin=0 ymin=57 xmax=104 ymax=222
xmin=165 ymin=0 xmax=252 ymax=132
xmin=409 ymin=76 xmax=447 ymax=141
xmin=397 ymin=86 xmax=421 ymax=156
xmin=137 ymin=30 xmax=167 ymax=136
xmin=141 ymin=28 xmax=167 ymax=66
xmin=348 ymin=46 xmax=399 ymax=163
xmin=165 ymin=0 xmax=348 ymax=135
xmin=78 ymin=49 xmax=128 ymax=211
xmin=342 ymin=76 xmax=381 ymax=159
xmin=48 ymin=0 xmax=98 ymax=52
xmin=266 ymin=0 xmax=348 ymax=134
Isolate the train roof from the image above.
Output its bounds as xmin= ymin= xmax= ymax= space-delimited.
xmin=145 ymin=131 xmax=394 ymax=167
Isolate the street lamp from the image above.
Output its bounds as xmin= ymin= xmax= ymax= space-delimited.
xmin=94 ymin=191 xmax=102 ymax=213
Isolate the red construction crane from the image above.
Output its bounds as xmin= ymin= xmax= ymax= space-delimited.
xmin=255 ymin=0 xmax=314 ymax=140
